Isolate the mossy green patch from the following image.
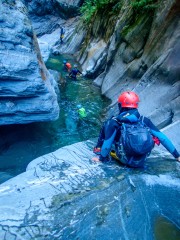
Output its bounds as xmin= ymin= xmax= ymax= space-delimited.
xmin=131 ymin=0 xmax=159 ymax=12
xmin=80 ymin=0 xmax=122 ymax=25
xmin=121 ymin=14 xmax=149 ymax=38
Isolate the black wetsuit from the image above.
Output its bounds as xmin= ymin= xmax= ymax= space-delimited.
xmin=69 ymin=68 xmax=82 ymax=80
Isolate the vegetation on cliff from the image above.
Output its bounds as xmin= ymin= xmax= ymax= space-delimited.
xmin=80 ymin=0 xmax=159 ymax=24
xmin=79 ymin=0 xmax=160 ymax=53
xmin=80 ymin=0 xmax=122 ymax=23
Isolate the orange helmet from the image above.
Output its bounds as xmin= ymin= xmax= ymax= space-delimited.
xmin=66 ymin=62 xmax=71 ymax=69
xmin=118 ymin=91 xmax=140 ymax=108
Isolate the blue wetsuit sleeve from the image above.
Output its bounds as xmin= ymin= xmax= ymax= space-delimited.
xmin=101 ymin=130 xmax=116 ymax=157
xmin=144 ymin=117 xmax=180 ymax=158
xmin=101 ymin=118 xmax=119 ymax=157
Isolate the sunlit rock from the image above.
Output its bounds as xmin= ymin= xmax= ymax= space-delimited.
xmin=79 ymin=39 xmax=107 ymax=78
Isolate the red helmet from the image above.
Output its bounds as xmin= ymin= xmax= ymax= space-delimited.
xmin=118 ymin=91 xmax=140 ymax=108
xmin=66 ymin=63 xmax=71 ymax=69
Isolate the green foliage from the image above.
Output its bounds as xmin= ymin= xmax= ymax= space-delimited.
xmin=131 ymin=0 xmax=159 ymax=12
xmin=80 ymin=0 xmax=159 ymax=23
xmin=80 ymin=0 xmax=97 ymax=23
xmin=80 ymin=0 xmax=122 ymax=23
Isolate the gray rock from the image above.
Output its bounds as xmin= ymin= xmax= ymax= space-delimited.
xmin=55 ymin=0 xmax=84 ymax=18
xmin=30 ymin=14 xmax=64 ymax=37
xmin=79 ymin=39 xmax=108 ymax=77
xmin=25 ymin=0 xmax=83 ymax=18
xmin=36 ymin=16 xmax=84 ymax=59
xmin=0 ymin=0 xmax=59 ymax=125
xmin=0 ymin=141 xmax=179 ymax=239
xmin=52 ymin=17 xmax=86 ymax=55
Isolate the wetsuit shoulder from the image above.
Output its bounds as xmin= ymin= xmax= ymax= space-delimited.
xmin=143 ymin=117 xmax=160 ymax=132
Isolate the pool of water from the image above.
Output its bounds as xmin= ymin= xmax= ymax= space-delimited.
xmin=0 ymin=54 xmax=110 ymax=184
xmin=154 ymin=216 xmax=180 ymax=240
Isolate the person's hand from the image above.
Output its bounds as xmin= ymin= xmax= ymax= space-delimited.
xmin=177 ymin=156 xmax=180 ymax=162
xmin=92 ymin=156 xmax=100 ymax=162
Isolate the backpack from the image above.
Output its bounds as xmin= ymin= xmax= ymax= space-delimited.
xmin=119 ymin=116 xmax=154 ymax=156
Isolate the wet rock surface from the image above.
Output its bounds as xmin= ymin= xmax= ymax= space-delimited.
xmin=0 ymin=141 xmax=179 ymax=239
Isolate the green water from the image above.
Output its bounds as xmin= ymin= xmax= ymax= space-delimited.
xmin=155 ymin=216 xmax=180 ymax=240
xmin=0 ymin=54 xmax=110 ymax=183
xmin=45 ymin=54 xmax=110 ymax=147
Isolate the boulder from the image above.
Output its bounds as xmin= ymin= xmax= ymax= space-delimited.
xmin=0 ymin=141 xmax=179 ymax=239
xmin=0 ymin=0 xmax=59 ymax=125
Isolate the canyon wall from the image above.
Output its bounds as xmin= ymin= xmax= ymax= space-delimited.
xmin=0 ymin=0 xmax=59 ymax=125
xmin=74 ymin=0 xmax=180 ymax=150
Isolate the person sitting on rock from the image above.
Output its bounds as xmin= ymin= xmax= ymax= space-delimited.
xmin=69 ymin=64 xmax=82 ymax=80
xmin=93 ymin=91 xmax=180 ymax=167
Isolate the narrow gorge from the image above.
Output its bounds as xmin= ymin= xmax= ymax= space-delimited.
xmin=0 ymin=0 xmax=179 ymax=239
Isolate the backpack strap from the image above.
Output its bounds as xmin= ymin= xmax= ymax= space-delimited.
xmin=139 ymin=115 xmax=145 ymax=126
xmin=112 ymin=117 xmax=121 ymax=125
xmin=139 ymin=115 xmax=144 ymax=122
xmin=121 ymin=122 xmax=126 ymax=130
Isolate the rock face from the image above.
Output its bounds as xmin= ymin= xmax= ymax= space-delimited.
xmin=25 ymin=0 xmax=84 ymax=18
xmin=38 ymin=16 xmax=82 ymax=61
xmin=0 ymin=141 xmax=179 ymax=239
xmin=0 ymin=0 xmax=59 ymax=125
xmin=32 ymin=0 xmax=179 ymax=151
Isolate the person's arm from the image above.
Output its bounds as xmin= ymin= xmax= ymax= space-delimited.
xmin=69 ymin=70 xmax=72 ymax=77
xmin=144 ymin=117 xmax=180 ymax=160
xmin=100 ymin=130 xmax=117 ymax=159
xmin=100 ymin=118 xmax=120 ymax=161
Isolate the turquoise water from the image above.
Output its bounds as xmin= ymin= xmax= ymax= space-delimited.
xmin=46 ymin=54 xmax=110 ymax=147
xmin=0 ymin=54 xmax=110 ymax=183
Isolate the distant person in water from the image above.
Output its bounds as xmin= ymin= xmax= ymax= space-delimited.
xmin=63 ymin=60 xmax=71 ymax=72
xmin=63 ymin=60 xmax=67 ymax=70
xmin=60 ymin=26 xmax=65 ymax=44
xmin=76 ymin=104 xmax=87 ymax=119
xmin=69 ymin=65 xmax=82 ymax=80
xmin=66 ymin=62 xmax=72 ymax=72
